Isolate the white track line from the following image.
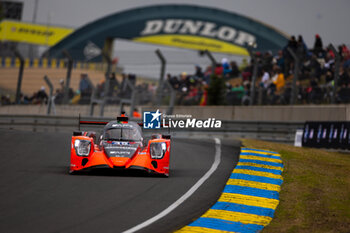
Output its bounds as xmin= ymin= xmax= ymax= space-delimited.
xmin=122 ymin=138 xmax=222 ymax=233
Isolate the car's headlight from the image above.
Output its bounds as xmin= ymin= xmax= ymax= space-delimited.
xmin=74 ymin=139 xmax=91 ymax=156
xmin=150 ymin=142 xmax=167 ymax=159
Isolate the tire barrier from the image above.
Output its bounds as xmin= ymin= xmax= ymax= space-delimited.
xmin=177 ymin=148 xmax=283 ymax=233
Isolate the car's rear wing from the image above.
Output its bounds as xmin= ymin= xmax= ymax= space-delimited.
xmin=78 ymin=120 xmax=108 ymax=131
xmin=78 ymin=116 xmax=130 ymax=130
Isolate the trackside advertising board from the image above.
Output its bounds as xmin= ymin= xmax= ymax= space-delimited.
xmin=302 ymin=121 xmax=350 ymax=150
xmin=0 ymin=20 xmax=73 ymax=46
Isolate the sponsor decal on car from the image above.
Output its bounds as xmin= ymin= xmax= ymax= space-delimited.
xmin=111 ymin=141 xmax=130 ymax=145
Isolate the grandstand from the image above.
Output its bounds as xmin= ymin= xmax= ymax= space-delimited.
xmin=1 ymin=4 xmax=349 ymax=107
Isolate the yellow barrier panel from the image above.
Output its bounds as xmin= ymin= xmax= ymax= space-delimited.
xmin=33 ymin=59 xmax=39 ymax=68
xmin=25 ymin=58 xmax=30 ymax=68
xmin=59 ymin=60 xmax=65 ymax=68
xmin=88 ymin=63 xmax=96 ymax=70
xmin=42 ymin=58 xmax=48 ymax=68
xmin=0 ymin=56 xmax=103 ymax=70
xmin=51 ymin=59 xmax=57 ymax=68
xmin=5 ymin=57 xmax=11 ymax=67
xmin=15 ymin=58 xmax=20 ymax=68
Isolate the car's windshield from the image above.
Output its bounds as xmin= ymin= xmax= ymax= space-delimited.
xmin=104 ymin=127 xmax=142 ymax=141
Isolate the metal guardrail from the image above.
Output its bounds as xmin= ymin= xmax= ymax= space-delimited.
xmin=0 ymin=115 xmax=304 ymax=143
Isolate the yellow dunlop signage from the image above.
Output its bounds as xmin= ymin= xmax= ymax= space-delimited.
xmin=0 ymin=20 xmax=73 ymax=46
xmin=48 ymin=5 xmax=289 ymax=60
xmin=133 ymin=34 xmax=249 ymax=56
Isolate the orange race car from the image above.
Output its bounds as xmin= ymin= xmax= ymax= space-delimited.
xmin=69 ymin=116 xmax=171 ymax=176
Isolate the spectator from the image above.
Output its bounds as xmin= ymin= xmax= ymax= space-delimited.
xmin=221 ymin=58 xmax=231 ymax=77
xmin=241 ymin=68 xmax=252 ymax=82
xmin=340 ymin=44 xmax=350 ymax=61
xmin=260 ymin=69 xmax=270 ymax=89
xmin=241 ymin=82 xmax=251 ymax=105
xmin=70 ymin=90 xmax=81 ymax=104
xmin=215 ymin=63 xmax=224 ymax=76
xmin=203 ymin=65 xmax=212 ymax=84
xmin=239 ymin=58 xmax=249 ymax=71
xmin=79 ymin=74 xmax=92 ymax=95
xmin=109 ymin=72 xmax=119 ymax=97
xmin=177 ymin=72 xmax=190 ymax=104
xmin=20 ymin=93 xmax=31 ymax=104
xmin=178 ymin=72 xmax=189 ymax=92
xmin=229 ymin=61 xmax=240 ymax=78
xmin=54 ymin=89 xmax=64 ymax=104
xmin=167 ymin=73 xmax=179 ymax=89
xmin=229 ymin=83 xmax=245 ymax=105
xmin=149 ymin=83 xmax=157 ymax=95
xmin=281 ymin=82 xmax=292 ymax=104
xmin=59 ymin=79 xmax=65 ymax=91
xmin=133 ymin=108 xmax=142 ymax=119
xmin=296 ymin=81 xmax=305 ymax=103
xmin=325 ymin=71 xmax=334 ymax=84
xmin=297 ymin=35 xmax=308 ymax=61
xmin=183 ymin=85 xmax=199 ymax=105
xmin=33 ymin=86 xmax=48 ymax=104
xmin=338 ymin=83 xmax=350 ymax=103
xmin=283 ymin=35 xmax=297 ymax=77
xmin=262 ymin=51 xmax=273 ymax=72
xmin=309 ymin=54 xmax=322 ymax=80
xmin=313 ymin=34 xmax=324 ymax=57
xmin=79 ymin=73 xmax=92 ymax=104
xmin=273 ymin=50 xmax=284 ymax=73
xmin=339 ymin=66 xmax=350 ymax=86
xmin=194 ymin=65 xmax=204 ymax=78
xmin=199 ymin=83 xmax=208 ymax=106
xmin=307 ymin=77 xmax=323 ymax=104
xmin=1 ymin=94 xmax=11 ymax=105
xmin=273 ymin=67 xmax=285 ymax=92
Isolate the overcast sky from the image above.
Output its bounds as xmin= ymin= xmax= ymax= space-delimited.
xmin=19 ymin=0 xmax=350 ymax=47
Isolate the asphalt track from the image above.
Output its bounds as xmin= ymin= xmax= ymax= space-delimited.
xmin=0 ymin=129 xmax=240 ymax=233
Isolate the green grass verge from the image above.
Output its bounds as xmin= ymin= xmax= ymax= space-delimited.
xmin=241 ymin=139 xmax=350 ymax=233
